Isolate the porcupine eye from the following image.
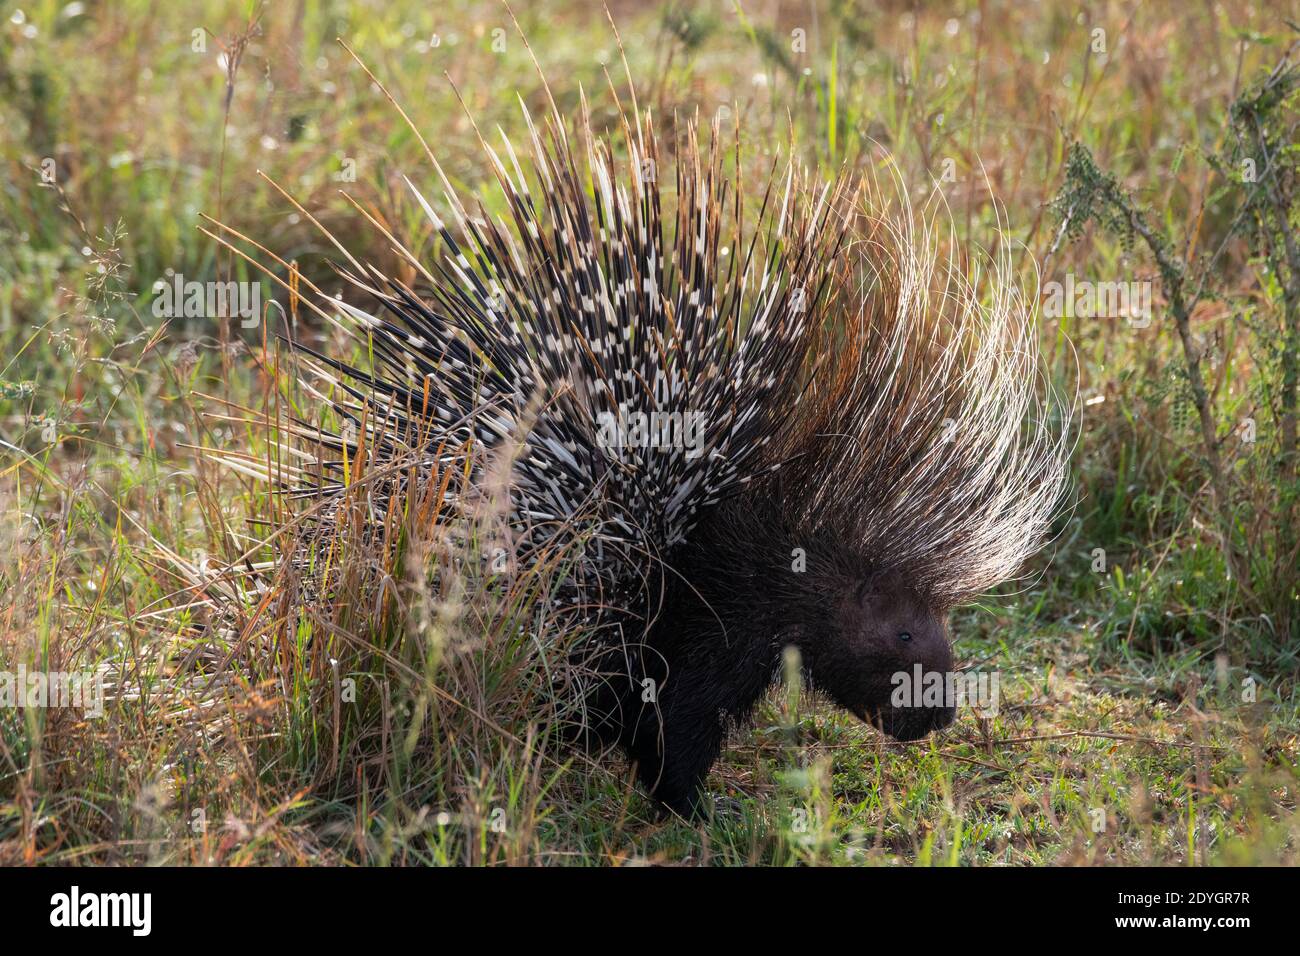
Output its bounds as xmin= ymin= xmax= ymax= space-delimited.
xmin=897 ymin=632 xmax=912 ymax=643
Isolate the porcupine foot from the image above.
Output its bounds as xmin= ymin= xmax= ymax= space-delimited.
xmin=625 ymin=709 xmax=727 ymax=818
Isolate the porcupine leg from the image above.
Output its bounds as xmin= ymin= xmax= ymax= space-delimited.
xmin=624 ymin=692 xmax=727 ymax=817
xmin=610 ymin=634 xmax=711 ymax=816
xmin=617 ymin=514 xmax=787 ymax=816
xmin=624 ymin=638 xmax=779 ymax=817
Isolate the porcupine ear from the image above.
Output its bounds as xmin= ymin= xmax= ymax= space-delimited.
xmin=769 ymin=170 xmax=1073 ymax=606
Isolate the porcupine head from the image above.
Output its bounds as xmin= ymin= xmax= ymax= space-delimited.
xmin=764 ymin=438 xmax=965 ymax=744
xmin=626 ymin=492 xmax=963 ymax=814
xmin=776 ymin=502 xmax=956 ymax=744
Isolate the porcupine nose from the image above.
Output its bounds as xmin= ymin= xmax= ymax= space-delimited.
xmin=926 ymin=701 xmax=956 ymax=735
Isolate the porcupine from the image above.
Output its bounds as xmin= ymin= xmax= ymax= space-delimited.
xmin=242 ymin=54 xmax=1071 ymax=816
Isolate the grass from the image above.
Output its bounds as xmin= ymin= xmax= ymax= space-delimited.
xmin=0 ymin=0 xmax=1297 ymax=865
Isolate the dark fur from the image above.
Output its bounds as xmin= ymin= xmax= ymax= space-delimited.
xmin=585 ymin=495 xmax=956 ymax=816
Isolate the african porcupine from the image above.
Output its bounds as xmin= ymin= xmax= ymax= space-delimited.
xmin=223 ymin=48 xmax=1070 ymax=816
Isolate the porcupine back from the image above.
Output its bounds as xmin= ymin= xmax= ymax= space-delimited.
xmin=287 ymin=93 xmax=854 ymax=628
xmin=764 ymin=203 xmax=1073 ymax=605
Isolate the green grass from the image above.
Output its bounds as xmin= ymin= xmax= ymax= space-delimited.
xmin=0 ymin=0 xmax=1297 ymax=865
